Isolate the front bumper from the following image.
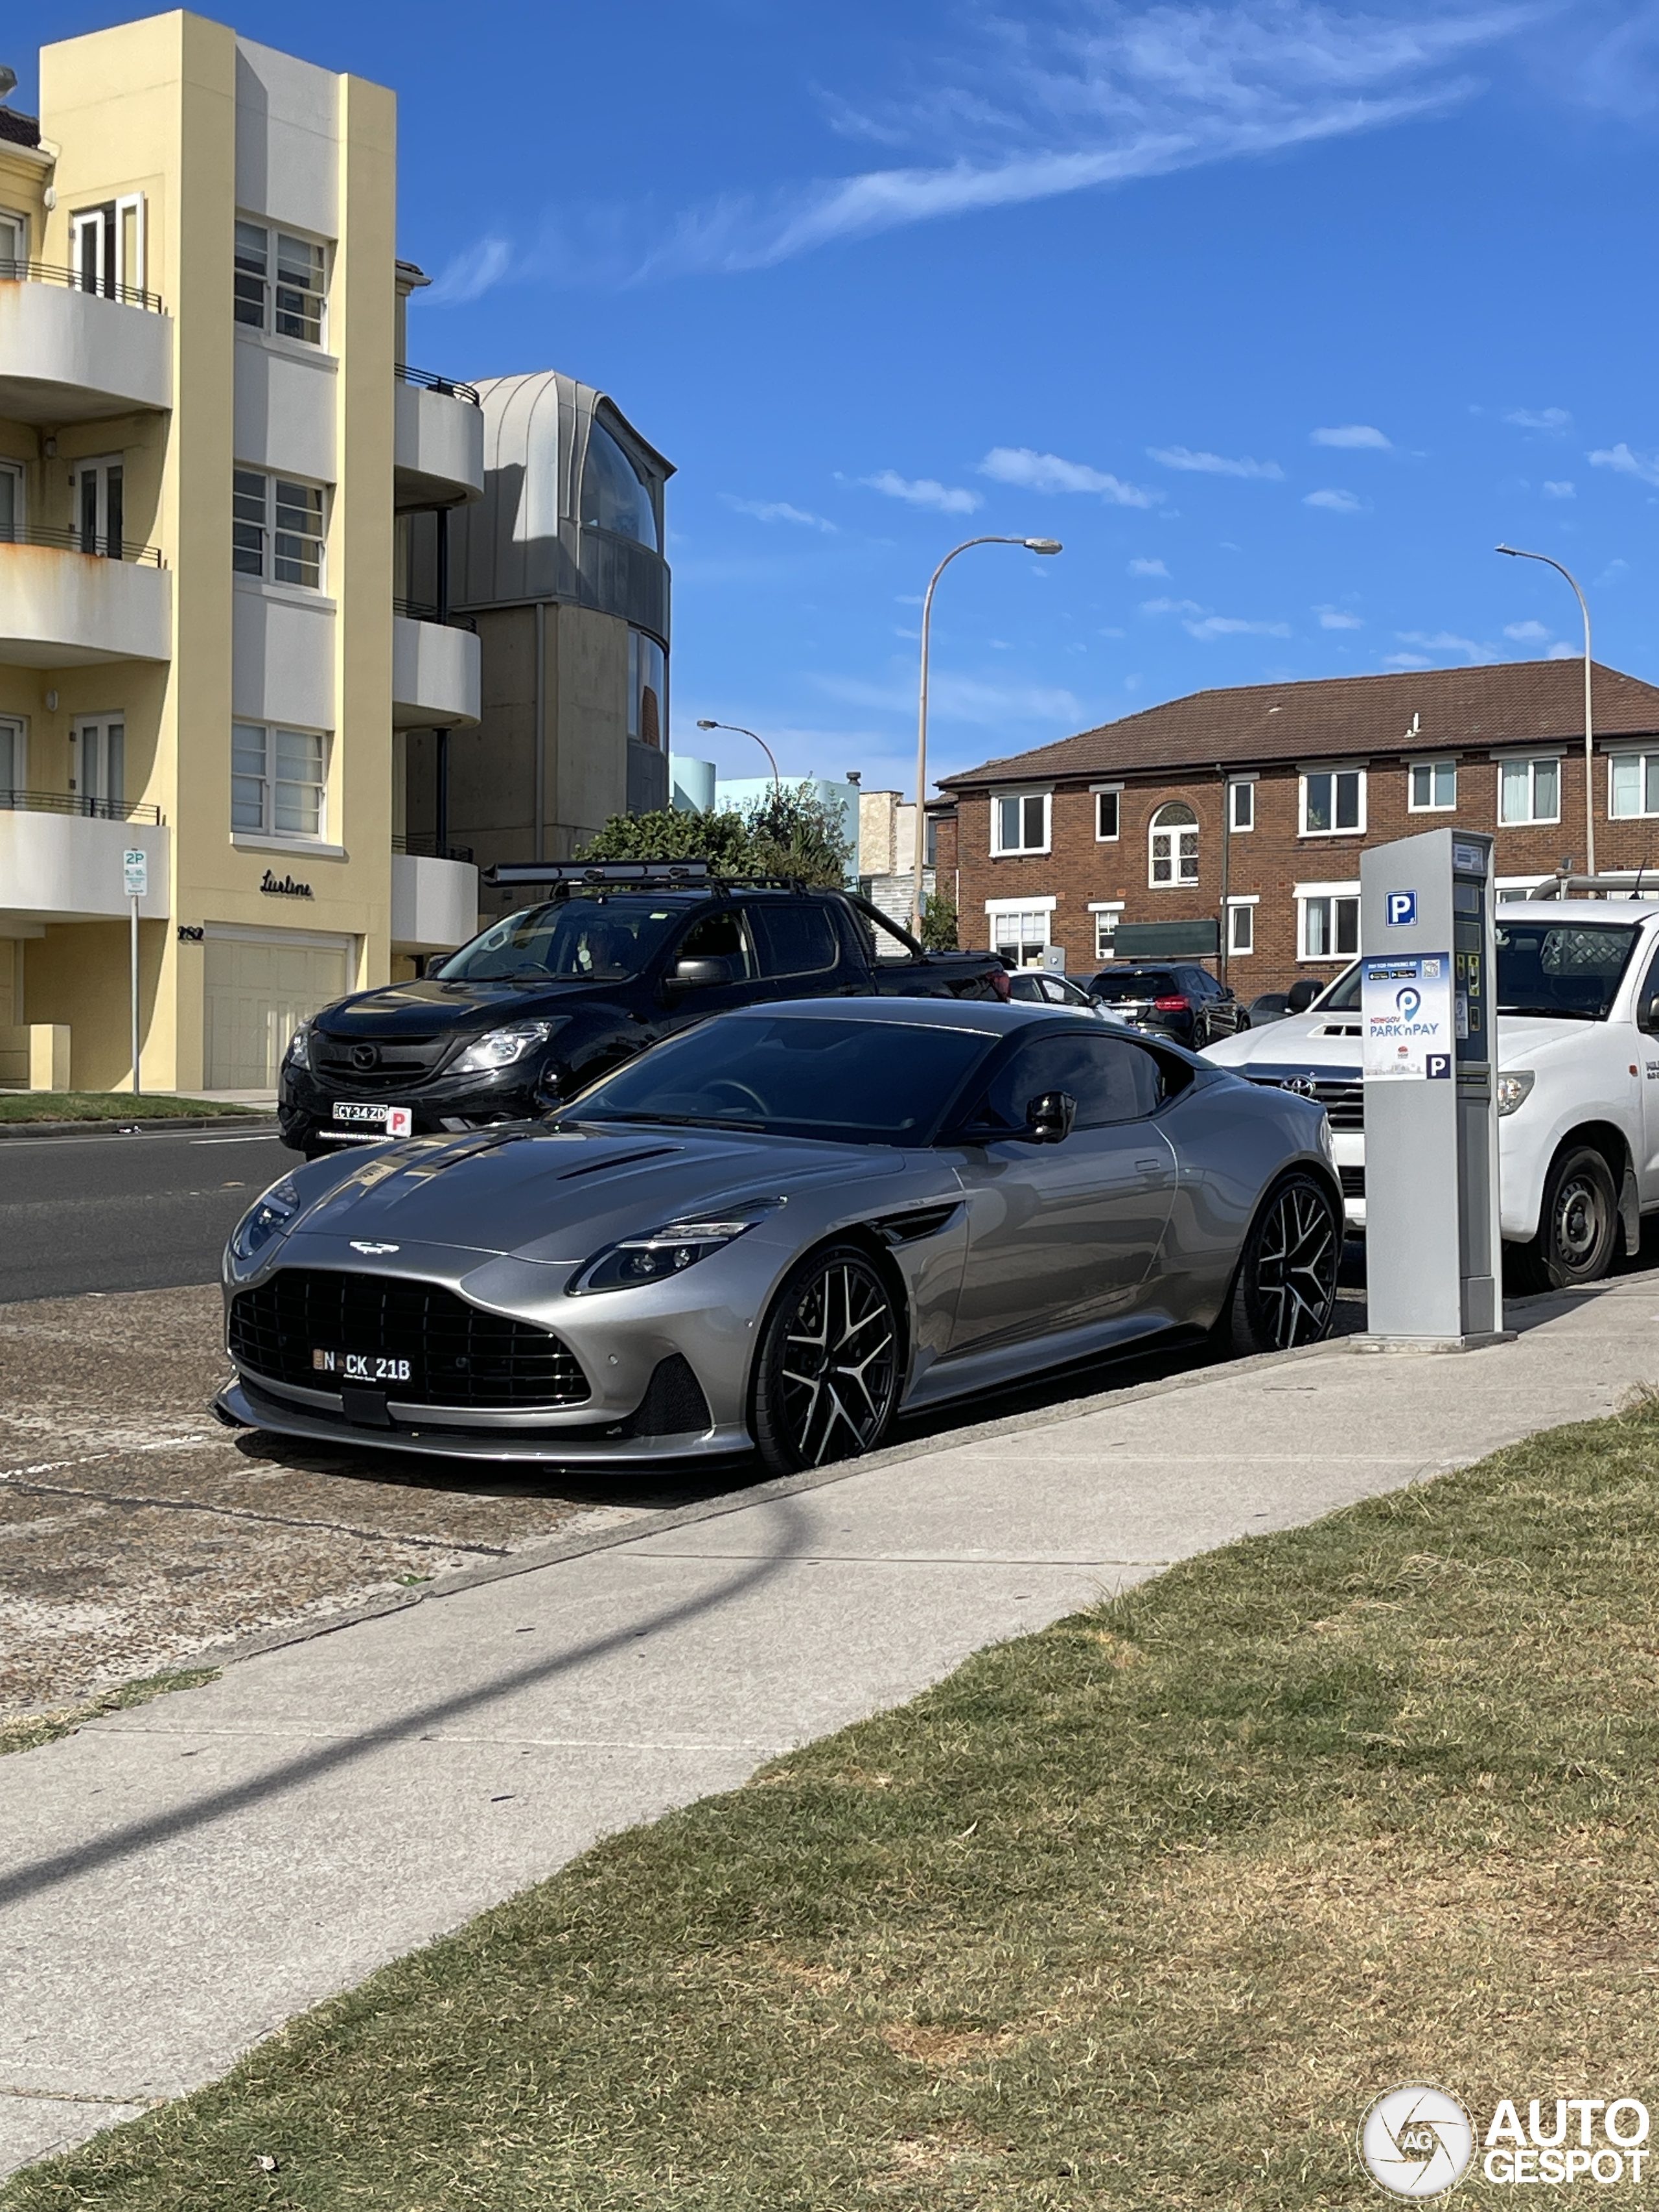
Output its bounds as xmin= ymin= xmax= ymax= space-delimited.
xmin=280 ymin=1062 xmax=543 ymax=1147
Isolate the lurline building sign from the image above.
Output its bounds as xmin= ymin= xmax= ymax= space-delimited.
xmin=260 ymin=870 xmax=315 ymax=900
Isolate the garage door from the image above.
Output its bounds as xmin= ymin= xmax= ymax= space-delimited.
xmin=203 ymin=929 xmax=351 ymax=1089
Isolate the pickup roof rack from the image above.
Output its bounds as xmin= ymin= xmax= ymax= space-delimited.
xmin=486 ymin=859 xmax=811 ymax=894
xmin=1529 ymin=870 xmax=1659 ymax=900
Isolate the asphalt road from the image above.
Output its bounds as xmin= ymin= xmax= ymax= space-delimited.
xmin=0 ymin=1126 xmax=291 ymax=1303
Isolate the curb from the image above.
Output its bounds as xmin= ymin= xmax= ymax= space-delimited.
xmin=0 ymin=1115 xmax=279 ymax=1143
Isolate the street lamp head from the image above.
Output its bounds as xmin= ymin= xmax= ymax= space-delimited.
xmin=695 ymin=718 xmax=718 ymax=730
xmin=1024 ymin=538 xmax=1063 ymax=555
xmin=1496 ymin=544 xmax=1520 ymax=557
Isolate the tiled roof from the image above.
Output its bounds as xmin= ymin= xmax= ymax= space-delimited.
xmin=0 ymin=106 xmax=40 ymax=148
xmin=940 ymin=658 xmax=1659 ymax=790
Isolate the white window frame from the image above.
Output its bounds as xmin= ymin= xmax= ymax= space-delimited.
xmin=1295 ymin=880 xmax=1361 ymax=962
xmin=233 ymin=467 xmax=328 ymax=590
xmin=0 ymin=456 xmax=23 ymax=541
xmin=1148 ymin=801 xmax=1199 ymax=890
xmin=1299 ymin=765 xmax=1366 ymax=837
xmin=234 ymin=217 xmax=329 ymax=347
xmin=1088 ymin=899 xmax=1124 ymax=962
xmin=71 ymin=715 xmax=126 ymax=815
xmin=0 ymin=207 xmax=28 ymax=275
xmin=1225 ymin=894 xmax=1258 ymax=956
xmin=1408 ymin=758 xmax=1457 ymax=813
xmin=1607 ymin=751 xmax=1659 ymax=821
xmin=985 ymin=894 xmax=1056 ymax=969
xmin=0 ymin=714 xmax=25 ymax=798
xmin=1228 ymin=776 xmax=1257 ymax=833
xmin=1496 ymin=754 xmax=1561 ymax=828
xmin=1092 ymin=782 xmax=1122 ymax=842
xmin=231 ymin=720 xmax=331 ymax=843
xmin=990 ymin=789 xmax=1051 ymax=857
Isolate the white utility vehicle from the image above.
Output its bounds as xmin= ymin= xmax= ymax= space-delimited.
xmin=1204 ymin=889 xmax=1659 ymax=1290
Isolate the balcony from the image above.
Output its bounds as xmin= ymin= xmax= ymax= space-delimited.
xmin=391 ymin=848 xmax=480 ymax=954
xmin=0 ymin=799 xmax=170 ymax=929
xmin=393 ymin=366 xmax=484 ymax=510
xmin=392 ymin=607 xmax=480 ymax=729
xmin=0 ymin=535 xmax=172 ymax=666
xmin=0 ymin=268 xmax=172 ymax=425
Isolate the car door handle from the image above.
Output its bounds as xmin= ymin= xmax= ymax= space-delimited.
xmin=1135 ymin=1156 xmax=1168 ymax=1176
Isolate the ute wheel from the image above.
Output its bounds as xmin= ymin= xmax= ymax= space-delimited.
xmin=751 ymin=1242 xmax=902 ymax=1476
xmin=1221 ymin=1171 xmax=1341 ymax=1355
xmin=1510 ymin=1144 xmax=1618 ymax=1294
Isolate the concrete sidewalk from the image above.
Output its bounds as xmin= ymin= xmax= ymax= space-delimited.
xmin=5 ymin=1276 xmax=1659 ymax=2178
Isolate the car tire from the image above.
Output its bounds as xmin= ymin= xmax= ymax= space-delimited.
xmin=750 ymin=1242 xmax=903 ymax=1476
xmin=1219 ymin=1170 xmax=1341 ymax=1355
xmin=1510 ymin=1144 xmax=1619 ymax=1294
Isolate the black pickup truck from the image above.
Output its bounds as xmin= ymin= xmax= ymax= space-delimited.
xmin=277 ymin=861 xmax=1009 ymax=1156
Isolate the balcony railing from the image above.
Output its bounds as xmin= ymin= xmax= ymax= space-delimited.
xmin=0 ymin=257 xmax=165 ymax=314
xmin=393 ymin=832 xmax=476 ymax=862
xmin=395 ymin=362 xmax=481 ymax=405
xmin=0 ymin=787 xmax=164 ymax=825
xmin=393 ymin=596 xmax=477 ymax=632
xmin=0 ymin=523 xmax=165 ymax=566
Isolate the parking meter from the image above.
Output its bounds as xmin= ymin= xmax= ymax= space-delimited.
xmin=1358 ymin=828 xmax=1505 ymax=1347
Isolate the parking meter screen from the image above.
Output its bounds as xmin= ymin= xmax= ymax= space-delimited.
xmin=1494 ymin=921 xmax=1640 ymax=1022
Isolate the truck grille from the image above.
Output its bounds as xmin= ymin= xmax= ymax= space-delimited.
xmin=229 ymin=1268 xmax=591 ymax=1409
xmin=1244 ymin=1074 xmax=1365 ymax=1129
xmin=1339 ymin=1165 xmax=1365 ymax=1200
xmin=313 ymin=1033 xmax=453 ymax=1091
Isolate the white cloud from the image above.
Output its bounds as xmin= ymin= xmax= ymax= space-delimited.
xmin=1148 ymin=445 xmax=1284 ymax=480
xmin=1311 ymin=424 xmax=1391 ymax=448
xmin=1305 ymin=487 xmax=1367 ymax=513
xmin=1128 ymin=556 xmax=1170 ymax=577
xmin=979 ymin=447 xmax=1161 ymax=506
xmin=1505 ymin=407 xmax=1572 ymax=433
xmin=1384 ymin=652 xmax=1432 ymax=668
xmin=423 ymin=235 xmax=513 ymax=306
xmin=1316 ymin=605 xmax=1365 ymax=629
xmin=1542 ymin=480 xmax=1576 ymax=499
xmin=1547 ymin=641 xmax=1579 ymax=659
xmin=1503 ymin=620 xmax=1549 ymax=642
xmin=1140 ymin=596 xmax=1205 ymax=617
xmin=813 ymin=671 xmax=1082 ymax=727
xmin=859 ymin=469 xmax=982 ymax=515
xmin=1591 ymin=443 xmax=1659 ymax=488
xmin=1185 ymin=614 xmax=1292 ymax=640
xmin=1396 ymin=629 xmax=1489 ymax=661
xmin=721 ymin=495 xmax=837 ymax=531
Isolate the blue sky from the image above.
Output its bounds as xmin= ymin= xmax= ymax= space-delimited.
xmin=21 ymin=2 xmax=1659 ymax=797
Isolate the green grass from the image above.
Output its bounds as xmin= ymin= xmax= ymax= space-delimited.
xmin=0 ymin=1669 xmax=220 ymax=1756
xmin=0 ymin=1092 xmax=266 ymax=1123
xmin=12 ymin=1403 xmax=1659 ymax=2209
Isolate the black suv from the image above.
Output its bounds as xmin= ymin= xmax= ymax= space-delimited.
xmin=278 ymin=863 xmax=1009 ymax=1156
xmin=1084 ymin=962 xmax=1248 ymax=1051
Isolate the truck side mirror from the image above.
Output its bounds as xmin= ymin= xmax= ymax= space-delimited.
xmin=668 ymin=955 xmax=735 ymax=990
xmin=1025 ymin=1089 xmax=1077 ymax=1145
xmin=1645 ymin=994 xmax=1659 ymax=1033
xmin=1286 ymin=979 xmax=1321 ymax=1014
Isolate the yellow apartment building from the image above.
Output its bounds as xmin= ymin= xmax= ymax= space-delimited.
xmin=0 ymin=10 xmax=483 ymax=1093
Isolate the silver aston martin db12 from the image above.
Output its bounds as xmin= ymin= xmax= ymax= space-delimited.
xmin=217 ymin=999 xmax=1341 ymax=1474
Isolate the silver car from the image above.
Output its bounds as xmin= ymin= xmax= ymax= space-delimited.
xmin=217 ymin=1000 xmax=1341 ymax=1476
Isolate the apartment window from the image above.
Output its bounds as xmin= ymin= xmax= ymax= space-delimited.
xmin=233 ymin=470 xmax=326 ymax=588
xmin=1499 ymin=756 xmax=1560 ymax=826
xmin=234 ymin=220 xmax=327 ymax=345
xmin=581 ymin=421 xmax=658 ymax=550
xmin=73 ymin=455 xmax=124 ymax=559
xmin=1410 ymin=759 xmax=1457 ymax=811
xmin=923 ymin=814 xmax=940 ymax=868
xmin=1609 ymin=754 xmax=1659 ymax=819
xmin=0 ymin=209 xmax=25 ymax=277
xmin=992 ymin=791 xmax=1050 ymax=856
xmin=1226 ymin=898 xmax=1257 ymax=955
xmin=0 ymin=716 xmax=23 ymax=798
xmin=1299 ymin=893 xmax=1360 ymax=960
xmin=0 ymin=459 xmax=20 ymax=542
xmin=1091 ymin=905 xmax=1124 ymax=961
xmin=990 ymin=906 xmax=1052 ymax=967
xmin=1095 ymin=789 xmax=1120 ymax=841
xmin=1229 ymin=778 xmax=1255 ymax=832
xmin=1149 ymin=800 xmax=1198 ymax=887
xmin=71 ymin=717 xmax=124 ymax=813
xmin=628 ymin=631 xmax=666 ymax=748
xmin=1301 ymin=767 xmax=1365 ymax=835
xmin=232 ymin=722 xmax=328 ymax=839
xmin=71 ymin=196 xmax=145 ymax=301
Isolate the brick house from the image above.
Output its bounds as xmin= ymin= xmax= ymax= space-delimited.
xmin=936 ymin=659 xmax=1659 ymax=992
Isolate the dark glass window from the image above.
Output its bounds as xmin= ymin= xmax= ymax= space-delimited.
xmin=581 ymin=422 xmax=658 ymax=549
xmin=434 ymin=897 xmax=688 ymax=982
xmin=975 ymin=1032 xmax=1163 ymax=1131
xmin=749 ymin=903 xmax=838 ymax=979
xmin=677 ymin=908 xmax=756 ymax=979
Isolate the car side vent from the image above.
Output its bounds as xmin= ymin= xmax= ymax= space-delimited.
xmin=623 ymin=1354 xmax=713 ymax=1438
xmin=874 ymin=1203 xmax=960 ymax=1246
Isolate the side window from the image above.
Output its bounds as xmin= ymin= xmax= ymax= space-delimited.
xmin=749 ymin=902 xmax=839 ymax=979
xmin=677 ymin=908 xmax=756 ymax=978
xmin=974 ymin=1033 xmax=1163 ymax=1132
xmin=1639 ymin=944 xmax=1659 ymax=1032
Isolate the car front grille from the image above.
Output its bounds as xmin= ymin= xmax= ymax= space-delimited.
xmin=314 ymin=1033 xmax=453 ymax=1091
xmin=1244 ymin=1074 xmax=1365 ymax=1129
xmin=229 ymin=1268 xmax=591 ymax=1409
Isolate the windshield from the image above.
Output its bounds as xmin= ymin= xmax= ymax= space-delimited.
xmin=1091 ymin=970 xmax=1178 ymax=1002
xmin=434 ymin=898 xmax=688 ymax=984
xmin=1315 ymin=964 xmax=1362 ymax=1013
xmin=566 ymin=1015 xmax=995 ymax=1144
xmin=1494 ymin=920 xmax=1640 ymax=1021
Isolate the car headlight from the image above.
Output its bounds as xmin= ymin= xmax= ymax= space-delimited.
xmin=1316 ymin=1111 xmax=1336 ymax=1166
xmin=1496 ymin=1069 xmax=1535 ymax=1117
xmin=231 ymin=1174 xmax=302 ymax=1259
xmin=567 ymin=1205 xmax=780 ymax=1296
xmin=451 ymin=1019 xmax=564 ymax=1075
xmin=284 ymin=1021 xmax=312 ymax=1071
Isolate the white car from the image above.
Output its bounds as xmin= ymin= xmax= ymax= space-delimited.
xmin=1204 ymin=896 xmax=1659 ymax=1291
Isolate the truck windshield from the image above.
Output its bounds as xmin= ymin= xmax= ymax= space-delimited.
xmin=434 ymin=898 xmax=687 ymax=983
xmin=1495 ymin=920 xmax=1641 ymax=1021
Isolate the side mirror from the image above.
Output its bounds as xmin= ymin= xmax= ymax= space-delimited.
xmin=1286 ymin=979 xmax=1321 ymax=1014
xmin=668 ymin=955 xmax=736 ymax=990
xmin=1025 ymin=1089 xmax=1077 ymax=1145
xmin=1645 ymin=994 xmax=1659 ymax=1033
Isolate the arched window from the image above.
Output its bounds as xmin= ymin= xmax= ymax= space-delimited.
xmin=1149 ymin=800 xmax=1198 ymax=887
xmin=581 ymin=422 xmax=658 ymax=550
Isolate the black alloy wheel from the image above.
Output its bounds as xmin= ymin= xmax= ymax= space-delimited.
xmin=1224 ymin=1171 xmax=1341 ymax=1354
xmin=1511 ymin=1144 xmax=1618 ymax=1294
xmin=751 ymin=1243 xmax=902 ymax=1476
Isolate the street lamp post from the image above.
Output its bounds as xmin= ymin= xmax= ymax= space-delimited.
xmin=695 ymin=717 xmax=782 ymax=795
xmin=1496 ymin=544 xmax=1595 ymax=876
xmin=912 ymin=535 xmax=1063 ymax=939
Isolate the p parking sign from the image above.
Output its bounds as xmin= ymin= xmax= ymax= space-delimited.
xmin=122 ymin=849 xmax=148 ymax=900
xmin=1386 ymin=890 xmax=1417 ymax=928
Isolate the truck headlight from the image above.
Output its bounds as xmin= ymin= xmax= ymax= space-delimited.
xmin=231 ymin=1175 xmax=301 ymax=1259
xmin=1496 ymin=1070 xmax=1535 ymax=1117
xmin=284 ymin=1021 xmax=312 ymax=1071
xmin=1317 ymin=1111 xmax=1336 ymax=1166
xmin=452 ymin=1019 xmax=565 ymax=1074
xmin=567 ymin=1204 xmax=781 ymax=1295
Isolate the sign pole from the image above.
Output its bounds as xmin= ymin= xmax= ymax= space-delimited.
xmin=130 ymin=895 xmax=140 ymax=1097
xmin=122 ymin=848 xmax=148 ymax=1097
